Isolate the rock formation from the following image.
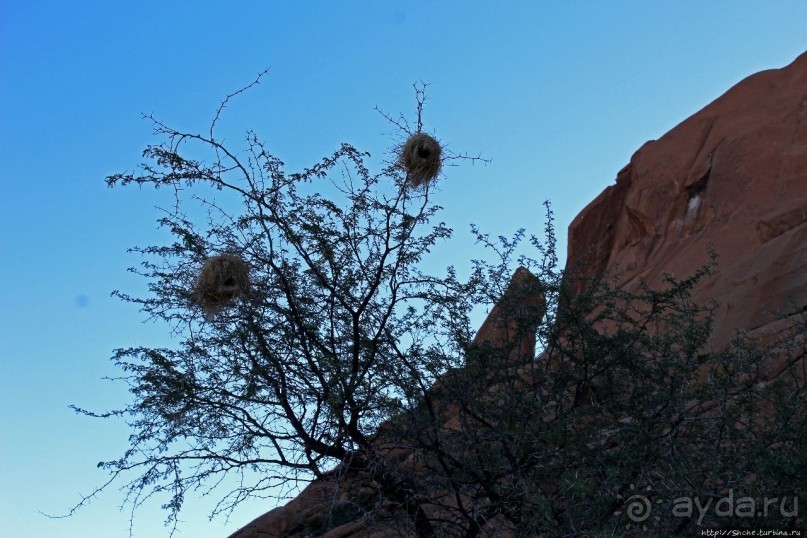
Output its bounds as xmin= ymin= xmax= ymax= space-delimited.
xmin=469 ymin=266 xmax=545 ymax=366
xmin=230 ymin=51 xmax=806 ymax=537
xmin=567 ymin=51 xmax=807 ymax=351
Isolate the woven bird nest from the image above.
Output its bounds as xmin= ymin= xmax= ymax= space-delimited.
xmin=400 ymin=132 xmax=442 ymax=188
xmin=194 ymin=254 xmax=251 ymax=317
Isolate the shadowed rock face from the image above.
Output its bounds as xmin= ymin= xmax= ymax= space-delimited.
xmin=229 ymin=51 xmax=807 ymax=537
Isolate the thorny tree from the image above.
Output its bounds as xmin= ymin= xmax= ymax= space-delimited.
xmin=66 ymin=76 xmax=499 ymax=535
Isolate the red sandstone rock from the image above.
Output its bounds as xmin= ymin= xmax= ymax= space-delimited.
xmin=472 ymin=266 xmax=545 ymax=365
xmin=229 ymin=51 xmax=807 ymax=537
xmin=567 ymin=51 xmax=807 ymax=349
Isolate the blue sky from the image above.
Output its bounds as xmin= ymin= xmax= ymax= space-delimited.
xmin=1 ymin=2 xmax=805 ymax=537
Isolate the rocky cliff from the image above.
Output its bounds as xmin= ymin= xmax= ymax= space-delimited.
xmin=567 ymin=51 xmax=806 ymax=352
xmin=230 ymin=51 xmax=807 ymax=537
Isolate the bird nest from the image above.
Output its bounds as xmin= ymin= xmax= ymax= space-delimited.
xmin=194 ymin=254 xmax=251 ymax=317
xmin=399 ymin=132 xmax=442 ymax=188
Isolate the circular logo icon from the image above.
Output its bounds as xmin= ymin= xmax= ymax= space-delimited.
xmin=625 ymin=494 xmax=652 ymax=522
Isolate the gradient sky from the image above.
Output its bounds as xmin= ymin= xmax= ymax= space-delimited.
xmin=1 ymin=2 xmax=805 ymax=537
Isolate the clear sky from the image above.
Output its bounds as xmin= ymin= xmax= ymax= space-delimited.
xmin=1 ymin=2 xmax=805 ymax=537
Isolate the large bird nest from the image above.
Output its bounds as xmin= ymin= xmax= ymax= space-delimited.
xmin=194 ymin=254 xmax=251 ymax=317
xmin=399 ymin=132 xmax=442 ymax=188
